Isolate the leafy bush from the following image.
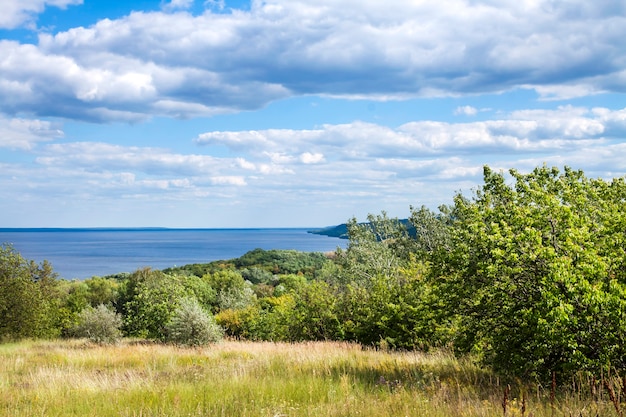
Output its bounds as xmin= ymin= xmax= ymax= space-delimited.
xmin=0 ymin=244 xmax=61 ymax=340
xmin=215 ymin=305 xmax=261 ymax=340
xmin=119 ymin=268 xmax=189 ymax=339
xmin=217 ymin=286 xmax=256 ymax=311
xmin=337 ymin=266 xmax=439 ymax=350
xmin=286 ymin=280 xmax=343 ymax=341
xmin=165 ymin=298 xmax=224 ymax=346
xmin=240 ymin=267 xmax=274 ymax=284
xmin=72 ymin=304 xmax=122 ymax=344
xmin=84 ymin=276 xmax=119 ymax=307
xmin=439 ymin=166 xmax=626 ymax=379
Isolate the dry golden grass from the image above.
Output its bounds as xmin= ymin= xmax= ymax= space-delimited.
xmin=0 ymin=339 xmax=622 ymax=416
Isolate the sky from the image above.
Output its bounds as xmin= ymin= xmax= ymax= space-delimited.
xmin=0 ymin=0 xmax=625 ymax=228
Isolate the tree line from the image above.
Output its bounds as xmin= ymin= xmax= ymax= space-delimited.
xmin=2 ymin=165 xmax=625 ymax=383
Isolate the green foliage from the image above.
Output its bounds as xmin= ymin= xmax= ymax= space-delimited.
xmin=84 ymin=276 xmax=119 ymax=307
xmin=408 ymin=205 xmax=453 ymax=257
xmin=216 ymin=294 xmax=296 ymax=341
xmin=234 ymin=248 xmax=331 ymax=277
xmin=283 ymin=280 xmax=343 ymax=341
xmin=0 ymin=244 xmax=61 ymax=340
xmin=204 ymin=269 xmax=256 ymax=311
xmin=216 ymin=281 xmax=343 ymax=343
xmin=217 ymin=286 xmax=256 ymax=311
xmin=162 ymin=262 xmax=225 ymax=278
xmin=119 ymin=268 xmax=190 ymax=339
xmin=253 ymin=294 xmax=297 ymax=340
xmin=276 ymin=273 xmax=307 ymax=293
xmin=240 ymin=267 xmax=274 ymax=284
xmin=164 ymin=298 xmax=224 ymax=346
xmin=337 ymin=260 xmax=439 ymax=350
xmin=204 ymin=269 xmax=246 ymax=294
xmin=439 ymin=165 xmax=626 ymax=379
xmin=53 ymin=276 xmax=121 ymax=337
xmin=72 ymin=304 xmax=122 ymax=344
xmin=164 ymin=249 xmax=332 ymax=279
xmin=214 ymin=305 xmax=259 ymax=339
xmin=55 ymin=280 xmax=90 ymax=336
xmin=326 ymin=212 xmax=445 ymax=350
xmin=334 ymin=212 xmax=412 ymax=286
xmin=178 ymin=274 xmax=216 ymax=310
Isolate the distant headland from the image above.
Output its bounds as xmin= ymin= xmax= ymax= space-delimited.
xmin=309 ymin=219 xmax=416 ymax=239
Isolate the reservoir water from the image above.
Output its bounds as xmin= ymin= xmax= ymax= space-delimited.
xmin=0 ymin=228 xmax=345 ymax=279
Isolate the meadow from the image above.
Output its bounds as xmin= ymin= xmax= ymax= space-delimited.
xmin=1 ymin=339 xmax=623 ymax=417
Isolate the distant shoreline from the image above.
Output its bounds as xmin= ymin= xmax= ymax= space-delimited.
xmin=0 ymin=227 xmax=325 ymax=233
xmin=0 ymin=228 xmax=345 ymax=279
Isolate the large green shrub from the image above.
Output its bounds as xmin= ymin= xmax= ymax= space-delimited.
xmin=165 ymin=298 xmax=224 ymax=346
xmin=72 ymin=304 xmax=122 ymax=344
xmin=204 ymin=269 xmax=256 ymax=312
xmin=119 ymin=268 xmax=190 ymax=339
xmin=438 ymin=166 xmax=626 ymax=379
xmin=337 ymin=263 xmax=440 ymax=350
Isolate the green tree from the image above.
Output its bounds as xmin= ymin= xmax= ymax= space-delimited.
xmin=204 ymin=269 xmax=255 ymax=312
xmin=0 ymin=244 xmax=61 ymax=340
xmin=338 ymin=259 xmax=438 ymax=350
xmin=84 ymin=277 xmax=119 ymax=307
xmin=56 ymin=280 xmax=90 ymax=336
xmin=408 ymin=205 xmax=453 ymax=257
xmin=439 ymin=166 xmax=626 ymax=379
xmin=204 ymin=269 xmax=246 ymax=294
xmin=241 ymin=267 xmax=274 ymax=284
xmin=234 ymin=249 xmax=330 ymax=277
xmin=334 ymin=212 xmax=412 ymax=286
xmin=179 ymin=274 xmax=216 ymax=311
xmin=284 ymin=280 xmax=342 ymax=341
xmin=120 ymin=268 xmax=189 ymax=339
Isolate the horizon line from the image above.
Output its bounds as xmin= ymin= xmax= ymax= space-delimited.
xmin=0 ymin=226 xmax=338 ymax=231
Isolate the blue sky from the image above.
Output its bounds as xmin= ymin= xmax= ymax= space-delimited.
xmin=1 ymin=0 xmax=625 ymax=228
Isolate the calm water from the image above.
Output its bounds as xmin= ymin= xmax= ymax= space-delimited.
xmin=0 ymin=228 xmax=345 ymax=279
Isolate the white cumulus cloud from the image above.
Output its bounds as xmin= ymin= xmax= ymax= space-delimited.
xmin=455 ymin=106 xmax=478 ymax=116
xmin=0 ymin=0 xmax=623 ymax=121
xmin=162 ymin=0 xmax=194 ymax=12
xmin=0 ymin=0 xmax=82 ymax=29
xmin=0 ymin=115 xmax=63 ymax=149
xmin=300 ymin=152 xmax=325 ymax=164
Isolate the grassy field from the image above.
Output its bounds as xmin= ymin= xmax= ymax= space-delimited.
xmin=0 ymin=339 xmax=623 ymax=417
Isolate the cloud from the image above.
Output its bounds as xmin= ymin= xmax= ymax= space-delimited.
xmin=8 ymin=141 xmax=250 ymax=212
xmin=193 ymin=105 xmax=626 ymax=193
xmin=162 ymin=0 xmax=195 ymax=12
xmin=204 ymin=0 xmax=225 ymax=11
xmin=36 ymin=142 xmax=233 ymax=176
xmin=0 ymin=0 xmax=624 ymax=121
xmin=300 ymin=152 xmax=325 ymax=164
xmin=4 ymin=105 xmax=626 ymax=226
xmin=0 ymin=40 xmax=289 ymax=122
xmin=0 ymin=115 xmax=63 ymax=149
xmin=210 ymin=176 xmax=246 ymax=186
xmin=10 ymin=107 xmax=624 ymax=201
xmin=0 ymin=0 xmax=82 ymax=29
xmin=455 ymin=106 xmax=478 ymax=116
xmin=196 ymin=106 xmax=621 ymax=160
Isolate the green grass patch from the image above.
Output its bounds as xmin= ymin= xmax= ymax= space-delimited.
xmin=0 ymin=339 xmax=623 ymax=416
